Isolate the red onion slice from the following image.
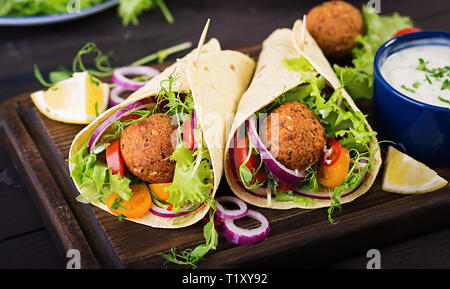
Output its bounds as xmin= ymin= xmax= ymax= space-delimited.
xmin=216 ymin=196 xmax=248 ymax=220
xmin=149 ymin=204 xmax=199 ymax=218
xmin=246 ymin=117 xmax=306 ymax=186
xmin=109 ymin=85 xmax=134 ymax=107
xmin=221 ymin=209 xmax=270 ymax=246
xmin=112 ymin=66 xmax=160 ymax=91
xmin=87 ymin=98 xmax=152 ymax=154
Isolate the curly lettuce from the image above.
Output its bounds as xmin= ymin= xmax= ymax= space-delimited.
xmin=165 ymin=142 xmax=214 ymax=211
xmin=333 ymin=6 xmax=413 ymax=99
xmin=283 ymin=57 xmax=377 ymax=151
xmin=118 ymin=0 xmax=173 ymax=25
xmin=69 ymin=143 xmax=132 ymax=204
xmin=0 ymin=0 xmax=105 ymax=16
xmin=0 ymin=0 xmax=174 ymax=26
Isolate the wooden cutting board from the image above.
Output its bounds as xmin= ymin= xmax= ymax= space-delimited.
xmin=1 ymin=44 xmax=448 ymax=269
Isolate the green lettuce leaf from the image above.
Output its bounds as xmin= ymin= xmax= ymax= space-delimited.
xmin=165 ymin=142 xmax=214 ymax=210
xmin=69 ymin=145 xmax=104 ymax=204
xmin=118 ymin=0 xmax=173 ymax=26
xmin=106 ymin=170 xmax=133 ymax=202
xmin=333 ymin=6 xmax=413 ymax=99
xmin=281 ymin=61 xmax=377 ymax=150
xmin=69 ymin=143 xmax=132 ymax=204
xmin=0 ymin=0 xmax=105 ymax=17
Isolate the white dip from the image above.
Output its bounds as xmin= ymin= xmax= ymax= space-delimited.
xmin=381 ymin=45 xmax=450 ymax=109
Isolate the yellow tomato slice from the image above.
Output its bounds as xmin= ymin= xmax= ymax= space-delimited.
xmin=106 ymin=184 xmax=152 ymax=219
xmin=149 ymin=183 xmax=172 ymax=201
xmin=317 ymin=147 xmax=350 ymax=188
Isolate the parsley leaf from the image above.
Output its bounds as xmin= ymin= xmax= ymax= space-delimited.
xmin=441 ymin=79 xmax=450 ymax=91
xmin=401 ymin=84 xmax=415 ymax=93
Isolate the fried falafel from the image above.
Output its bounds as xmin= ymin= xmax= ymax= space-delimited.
xmin=306 ymin=0 xmax=364 ymax=59
xmin=263 ymin=102 xmax=326 ymax=171
xmin=120 ymin=113 xmax=176 ymax=183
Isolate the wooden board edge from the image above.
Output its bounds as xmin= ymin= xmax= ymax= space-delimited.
xmin=199 ymin=189 xmax=449 ymax=268
xmin=13 ymin=102 xmax=125 ymax=268
xmin=0 ymin=107 xmax=101 ymax=269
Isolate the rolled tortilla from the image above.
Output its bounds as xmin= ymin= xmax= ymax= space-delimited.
xmin=69 ymin=38 xmax=255 ymax=228
xmin=224 ymin=20 xmax=381 ymax=210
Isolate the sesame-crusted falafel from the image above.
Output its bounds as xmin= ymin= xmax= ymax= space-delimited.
xmin=120 ymin=113 xmax=176 ymax=183
xmin=306 ymin=1 xmax=364 ymax=59
xmin=263 ymin=102 xmax=326 ymax=171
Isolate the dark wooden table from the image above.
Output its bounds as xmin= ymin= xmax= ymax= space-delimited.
xmin=0 ymin=0 xmax=449 ymax=269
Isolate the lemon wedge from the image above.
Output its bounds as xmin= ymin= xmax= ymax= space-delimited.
xmin=31 ymin=72 xmax=109 ymax=124
xmin=382 ymin=146 xmax=448 ymax=194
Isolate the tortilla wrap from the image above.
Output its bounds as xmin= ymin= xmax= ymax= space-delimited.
xmin=224 ymin=20 xmax=381 ymax=210
xmin=69 ymin=38 xmax=255 ymax=228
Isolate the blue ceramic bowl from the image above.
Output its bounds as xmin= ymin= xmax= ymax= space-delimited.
xmin=373 ymin=31 xmax=450 ymax=164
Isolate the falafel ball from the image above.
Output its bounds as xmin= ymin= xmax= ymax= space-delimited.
xmin=262 ymin=102 xmax=326 ymax=171
xmin=120 ymin=113 xmax=176 ymax=183
xmin=306 ymin=0 xmax=364 ymax=59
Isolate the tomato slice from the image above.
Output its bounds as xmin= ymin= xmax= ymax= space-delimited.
xmin=317 ymin=147 xmax=350 ymax=188
xmin=322 ymin=138 xmax=342 ymax=167
xmin=106 ymin=184 xmax=152 ymax=219
xmin=106 ymin=140 xmax=126 ymax=177
xmin=233 ymin=133 xmax=266 ymax=185
xmin=183 ymin=120 xmax=194 ymax=150
xmin=149 ymin=183 xmax=172 ymax=201
xmin=392 ymin=27 xmax=421 ymax=37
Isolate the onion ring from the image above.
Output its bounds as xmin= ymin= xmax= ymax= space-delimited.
xmin=216 ymin=196 xmax=248 ymax=220
xmin=87 ymin=98 xmax=152 ymax=154
xmin=109 ymin=85 xmax=134 ymax=107
xmin=149 ymin=203 xmax=201 ymax=218
xmin=221 ymin=209 xmax=270 ymax=246
xmin=112 ymin=66 xmax=160 ymax=91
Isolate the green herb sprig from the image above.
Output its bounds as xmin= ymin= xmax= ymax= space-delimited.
xmin=161 ymin=210 xmax=218 ymax=268
xmin=34 ymin=41 xmax=192 ymax=87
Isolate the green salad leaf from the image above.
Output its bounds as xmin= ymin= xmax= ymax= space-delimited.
xmin=161 ymin=210 xmax=218 ymax=268
xmin=165 ymin=142 xmax=214 ymax=210
xmin=0 ymin=0 xmax=174 ymax=26
xmin=69 ymin=143 xmax=132 ymax=204
xmin=283 ymin=57 xmax=377 ymax=151
xmin=118 ymin=0 xmax=173 ymax=25
xmin=0 ymin=0 xmax=104 ymax=17
xmin=333 ymin=6 xmax=413 ymax=99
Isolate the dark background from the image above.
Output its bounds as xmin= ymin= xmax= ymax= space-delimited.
xmin=0 ymin=0 xmax=449 ymax=268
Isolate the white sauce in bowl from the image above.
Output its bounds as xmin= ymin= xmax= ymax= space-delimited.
xmin=381 ymin=45 xmax=450 ymax=109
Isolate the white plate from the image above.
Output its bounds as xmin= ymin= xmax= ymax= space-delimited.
xmin=0 ymin=0 xmax=118 ymax=26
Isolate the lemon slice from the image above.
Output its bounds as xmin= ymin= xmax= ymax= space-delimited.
xmin=31 ymin=72 xmax=109 ymax=124
xmin=382 ymin=146 xmax=448 ymax=194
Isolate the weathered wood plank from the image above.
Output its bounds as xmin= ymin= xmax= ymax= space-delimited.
xmin=1 ymin=106 xmax=101 ymax=269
